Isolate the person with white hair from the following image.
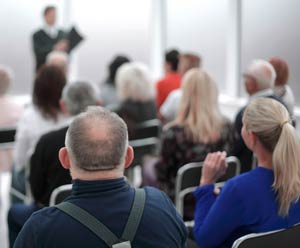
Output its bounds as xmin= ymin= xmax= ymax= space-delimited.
xmin=116 ymin=62 xmax=156 ymax=139
xmin=46 ymin=50 xmax=68 ymax=75
xmin=0 ymin=65 xmax=23 ymax=170
xmin=233 ymin=59 xmax=289 ymax=172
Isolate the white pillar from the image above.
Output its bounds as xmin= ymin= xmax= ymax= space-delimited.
xmin=226 ymin=0 xmax=242 ymax=97
xmin=149 ymin=0 xmax=167 ymax=81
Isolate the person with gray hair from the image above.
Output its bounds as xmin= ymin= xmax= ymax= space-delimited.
xmin=0 ymin=65 xmax=23 ymax=170
xmin=8 ymin=82 xmax=100 ymax=247
xmin=116 ymin=62 xmax=156 ymax=139
xmin=233 ymin=59 xmax=290 ymax=172
xmin=46 ymin=51 xmax=69 ymax=75
xmin=14 ymin=107 xmax=187 ymax=248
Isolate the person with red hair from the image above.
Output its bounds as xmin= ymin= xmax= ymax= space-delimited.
xmin=269 ymin=57 xmax=295 ymax=114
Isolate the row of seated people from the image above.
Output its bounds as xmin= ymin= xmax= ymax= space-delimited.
xmin=0 ymin=51 xmax=298 ymax=247
xmin=8 ymin=97 xmax=300 ymax=248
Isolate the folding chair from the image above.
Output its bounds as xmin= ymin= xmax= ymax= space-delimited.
xmin=0 ymin=126 xmax=16 ymax=149
xmin=175 ymin=156 xmax=241 ymax=216
xmin=0 ymin=126 xmax=30 ymax=203
xmin=49 ymin=184 xmax=72 ymax=206
xmin=232 ymin=224 xmax=300 ymax=248
xmin=134 ymin=119 xmax=162 ymax=139
xmin=127 ymin=137 xmax=159 ymax=185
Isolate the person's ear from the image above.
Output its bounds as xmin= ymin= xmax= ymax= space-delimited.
xmin=248 ymin=131 xmax=257 ymax=149
xmin=59 ymin=147 xmax=71 ymax=170
xmin=59 ymin=100 xmax=68 ymax=115
xmin=124 ymin=146 xmax=134 ymax=169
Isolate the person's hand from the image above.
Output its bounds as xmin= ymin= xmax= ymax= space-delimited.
xmin=200 ymin=151 xmax=227 ymax=186
xmin=54 ymin=39 xmax=69 ymax=51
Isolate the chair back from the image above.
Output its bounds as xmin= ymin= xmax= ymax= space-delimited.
xmin=134 ymin=119 xmax=161 ymax=139
xmin=232 ymin=224 xmax=300 ymax=248
xmin=49 ymin=184 xmax=72 ymax=206
xmin=175 ymin=156 xmax=241 ymax=215
xmin=0 ymin=126 xmax=16 ymax=149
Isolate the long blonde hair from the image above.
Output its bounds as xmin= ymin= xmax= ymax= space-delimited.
xmin=171 ymin=68 xmax=224 ymax=143
xmin=243 ymin=98 xmax=300 ymax=216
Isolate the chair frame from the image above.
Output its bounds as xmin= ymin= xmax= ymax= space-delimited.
xmin=49 ymin=184 xmax=72 ymax=206
xmin=175 ymin=156 xmax=241 ymax=216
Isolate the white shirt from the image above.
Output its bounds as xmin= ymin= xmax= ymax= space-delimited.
xmin=160 ymin=89 xmax=182 ymax=121
xmin=13 ymin=105 xmax=69 ymax=172
xmin=43 ymin=24 xmax=59 ymax=38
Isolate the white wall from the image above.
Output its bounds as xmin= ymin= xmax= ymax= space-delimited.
xmin=69 ymin=0 xmax=152 ymax=86
xmin=241 ymin=0 xmax=300 ymax=102
xmin=166 ymin=0 xmax=229 ymax=93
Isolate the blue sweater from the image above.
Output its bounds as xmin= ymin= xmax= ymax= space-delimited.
xmin=14 ymin=178 xmax=187 ymax=248
xmin=193 ymin=167 xmax=300 ymax=248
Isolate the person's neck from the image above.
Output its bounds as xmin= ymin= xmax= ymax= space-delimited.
xmin=255 ymin=149 xmax=273 ymax=170
xmin=71 ymin=167 xmax=124 ymax=181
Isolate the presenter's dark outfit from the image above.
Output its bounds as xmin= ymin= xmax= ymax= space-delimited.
xmin=32 ymin=29 xmax=65 ymax=71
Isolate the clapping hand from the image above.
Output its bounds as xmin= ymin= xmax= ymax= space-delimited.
xmin=200 ymin=151 xmax=228 ymax=186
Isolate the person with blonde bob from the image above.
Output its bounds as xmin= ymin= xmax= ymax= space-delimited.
xmin=194 ymin=98 xmax=300 ymax=248
xmin=116 ymin=62 xmax=156 ymax=139
xmin=155 ymin=68 xmax=235 ymax=203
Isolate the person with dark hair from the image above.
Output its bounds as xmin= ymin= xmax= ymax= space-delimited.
xmin=100 ymin=55 xmax=130 ymax=106
xmin=269 ymin=57 xmax=295 ymax=114
xmin=12 ymin=65 xmax=68 ymax=197
xmin=156 ymin=49 xmax=181 ymax=108
xmin=8 ymin=82 xmax=100 ymax=247
xmin=32 ymin=6 xmax=68 ymax=71
xmin=14 ymin=107 xmax=187 ymax=248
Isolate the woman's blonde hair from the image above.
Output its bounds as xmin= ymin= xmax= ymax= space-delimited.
xmin=171 ymin=68 xmax=224 ymax=143
xmin=116 ymin=62 xmax=155 ymax=102
xmin=243 ymin=98 xmax=300 ymax=216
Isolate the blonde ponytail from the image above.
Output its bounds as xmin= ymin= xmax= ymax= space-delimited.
xmin=273 ymin=122 xmax=300 ymax=216
xmin=244 ymin=98 xmax=300 ymax=216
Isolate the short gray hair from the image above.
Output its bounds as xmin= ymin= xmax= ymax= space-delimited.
xmin=62 ymin=82 xmax=99 ymax=116
xmin=66 ymin=107 xmax=128 ymax=171
xmin=46 ymin=51 xmax=68 ymax=72
xmin=0 ymin=65 xmax=13 ymax=95
xmin=244 ymin=59 xmax=276 ymax=90
xmin=116 ymin=62 xmax=155 ymax=102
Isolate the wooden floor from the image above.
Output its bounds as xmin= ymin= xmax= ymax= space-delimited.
xmin=0 ymin=171 xmax=10 ymax=248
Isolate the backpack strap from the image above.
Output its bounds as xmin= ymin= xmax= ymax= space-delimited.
xmin=121 ymin=188 xmax=146 ymax=241
xmin=55 ymin=201 xmax=119 ymax=247
xmin=55 ymin=188 xmax=146 ymax=247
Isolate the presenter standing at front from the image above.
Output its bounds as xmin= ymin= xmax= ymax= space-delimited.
xmin=32 ymin=6 xmax=69 ymax=71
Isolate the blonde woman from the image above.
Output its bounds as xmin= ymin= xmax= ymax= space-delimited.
xmin=194 ymin=98 xmax=300 ymax=248
xmin=116 ymin=62 xmax=156 ymax=139
xmin=155 ymin=68 xmax=235 ymax=201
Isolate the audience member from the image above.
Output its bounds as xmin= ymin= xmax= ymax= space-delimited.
xmin=46 ymin=51 xmax=69 ymax=75
xmin=14 ymin=107 xmax=187 ymax=248
xmin=12 ymin=65 xmax=67 ymax=196
xmin=269 ymin=56 xmax=295 ymax=114
xmin=233 ymin=59 xmax=288 ymax=172
xmin=8 ymin=82 xmax=99 ymax=247
xmin=155 ymin=68 xmax=235 ymax=202
xmin=156 ymin=49 xmax=181 ymax=108
xmin=100 ymin=55 xmax=130 ymax=107
xmin=116 ymin=62 xmax=156 ymax=139
xmin=160 ymin=53 xmax=201 ymax=121
xmin=193 ymin=98 xmax=300 ymax=248
xmin=0 ymin=65 xmax=23 ymax=171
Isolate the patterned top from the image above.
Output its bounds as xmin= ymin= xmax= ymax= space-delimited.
xmin=155 ymin=119 xmax=236 ymax=199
